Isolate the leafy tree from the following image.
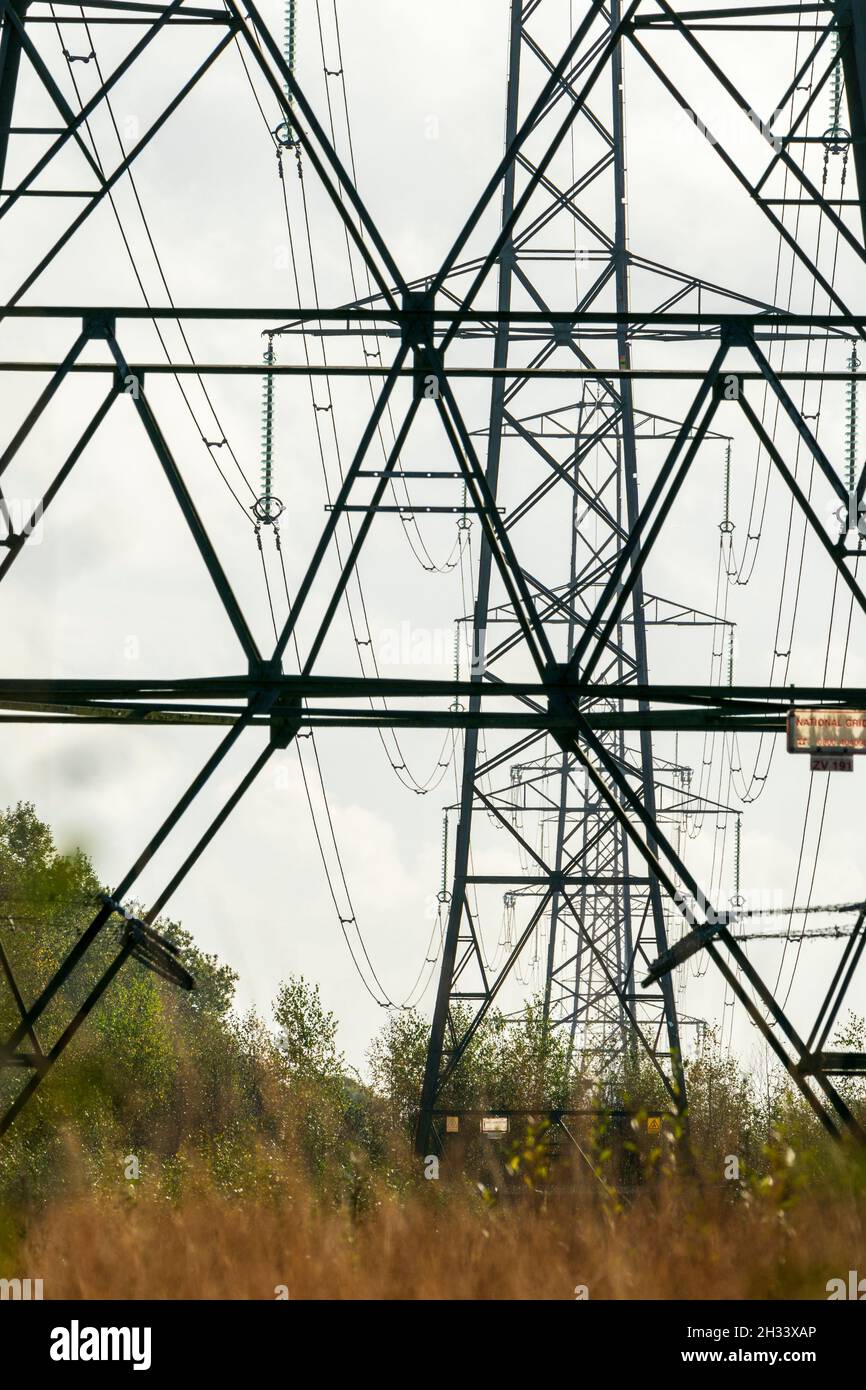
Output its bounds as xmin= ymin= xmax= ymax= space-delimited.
xmin=367 ymin=996 xmax=578 ymax=1130
xmin=273 ymin=975 xmax=344 ymax=1081
xmin=367 ymin=1007 xmax=429 ymax=1129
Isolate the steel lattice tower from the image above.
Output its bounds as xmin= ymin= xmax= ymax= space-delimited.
xmin=2 ymin=0 xmax=866 ymax=1156
xmin=417 ymin=0 xmax=753 ymax=1142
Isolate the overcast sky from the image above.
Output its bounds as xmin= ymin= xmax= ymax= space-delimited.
xmin=2 ymin=0 xmax=865 ymax=1078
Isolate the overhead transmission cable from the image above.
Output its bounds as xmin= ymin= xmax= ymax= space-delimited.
xmin=51 ymin=6 xmax=260 ymax=525
xmin=50 ymin=5 xmax=300 ymax=708
xmin=315 ymin=0 xmax=464 ymax=577
xmin=245 ymin=13 xmax=445 ymax=1008
xmin=46 ymin=5 xmax=405 ymax=1008
xmin=264 ymin=1 xmax=463 ymax=794
xmin=686 ymin=15 xmax=856 ymax=1045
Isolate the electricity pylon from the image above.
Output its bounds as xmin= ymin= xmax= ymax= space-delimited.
xmin=415 ymin=0 xmax=866 ymax=1151
xmin=2 ymin=1 xmax=866 ymax=1154
xmin=415 ymin=0 xmax=751 ymax=1145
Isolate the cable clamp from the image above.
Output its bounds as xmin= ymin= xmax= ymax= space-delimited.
xmin=252 ymin=494 xmax=284 ymax=525
xmin=274 ymin=120 xmax=297 ymax=149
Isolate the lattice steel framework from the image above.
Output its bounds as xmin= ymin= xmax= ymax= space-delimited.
xmin=1 ymin=0 xmax=866 ymax=1152
xmin=416 ymin=0 xmax=753 ymax=1138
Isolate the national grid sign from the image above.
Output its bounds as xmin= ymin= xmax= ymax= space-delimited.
xmin=787 ymin=709 xmax=866 ymax=771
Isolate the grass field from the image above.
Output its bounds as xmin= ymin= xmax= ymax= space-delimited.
xmin=8 ymin=1132 xmax=866 ymax=1301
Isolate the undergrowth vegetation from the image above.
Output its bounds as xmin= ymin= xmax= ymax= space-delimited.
xmin=1 ymin=803 xmax=864 ymax=1298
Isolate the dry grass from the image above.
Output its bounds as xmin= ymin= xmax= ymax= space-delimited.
xmin=13 ymin=1164 xmax=866 ymax=1300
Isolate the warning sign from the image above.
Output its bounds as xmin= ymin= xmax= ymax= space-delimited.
xmin=787 ymin=708 xmax=866 ymax=755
